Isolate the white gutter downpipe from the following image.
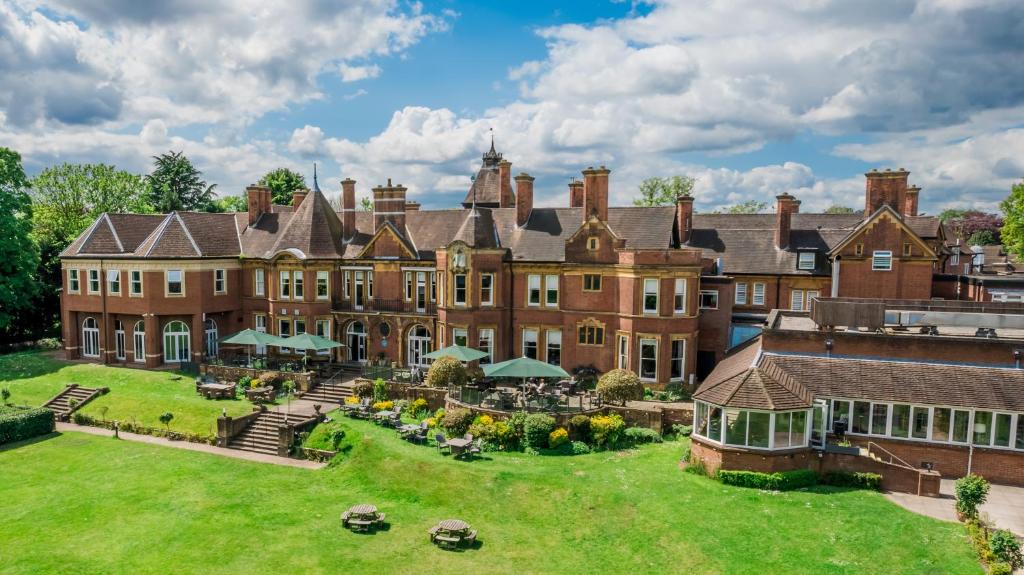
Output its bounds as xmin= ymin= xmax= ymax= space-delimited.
xmin=830 ymin=257 xmax=840 ymax=298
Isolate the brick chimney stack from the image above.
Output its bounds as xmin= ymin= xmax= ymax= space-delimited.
xmin=569 ymin=179 xmax=584 ymax=208
xmin=405 ymin=201 xmax=421 ymax=212
xmin=372 ymin=178 xmax=407 ymax=235
xmin=865 ymin=168 xmax=910 ymax=216
xmin=246 ymin=185 xmax=272 ymax=227
xmin=498 ymin=159 xmax=514 ymax=208
xmin=904 ymin=185 xmax=920 ymax=217
xmin=292 ymin=188 xmax=308 ymax=209
xmin=676 ymin=195 xmax=694 ymax=245
xmin=775 ymin=193 xmax=800 ymax=249
xmin=581 ymin=166 xmax=610 ymax=222
xmin=341 ymin=178 xmax=356 ymax=240
xmin=515 ymin=172 xmax=535 ymax=227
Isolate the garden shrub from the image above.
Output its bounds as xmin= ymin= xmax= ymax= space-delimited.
xmin=718 ymin=469 xmax=817 ymax=491
xmin=990 ymin=529 xmax=1024 ymax=569
xmin=406 ymin=398 xmax=429 ymax=417
xmin=623 ymin=426 xmax=662 ymax=445
xmin=523 ymin=413 xmax=556 ymax=448
xmin=596 ymin=369 xmax=644 ymax=405
xmin=821 ymin=471 xmax=882 ymax=491
xmin=568 ymin=414 xmax=591 ymax=443
xmin=505 ymin=411 xmax=528 ymax=449
xmin=372 ymin=378 xmax=388 ymax=402
xmin=955 ymin=474 xmax=990 ymax=520
xmin=237 ymin=375 xmax=253 ymax=389
xmin=344 ymin=396 xmax=359 ymax=405
xmin=352 ymin=380 xmax=373 ymax=399
xmin=425 ymin=356 xmax=467 ymax=388
xmin=441 ymin=408 xmax=475 ymax=437
xmin=548 ymin=427 xmax=569 ymax=449
xmin=258 ymin=372 xmax=279 ymax=388
xmin=570 ymin=441 xmax=591 ymax=455
xmin=0 ymin=407 xmax=54 ymax=445
xmin=371 ymin=400 xmax=394 ymax=411
xmin=988 ymin=562 xmax=1012 ymax=575
xmin=672 ymin=424 xmax=693 ymax=437
xmin=589 ymin=414 xmax=626 ymax=447
xmin=490 ymin=420 xmax=515 ymax=451
xmin=468 ymin=414 xmax=497 ymax=444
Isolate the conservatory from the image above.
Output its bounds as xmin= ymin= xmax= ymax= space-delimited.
xmin=693 ymin=401 xmax=815 ymax=450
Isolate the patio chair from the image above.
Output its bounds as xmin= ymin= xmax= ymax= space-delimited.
xmin=464 ymin=529 xmax=478 ymax=547
xmin=468 ymin=439 xmax=482 ymax=460
xmin=412 ymin=427 xmax=428 ymax=445
xmin=435 ymin=434 xmax=449 ymax=453
xmin=464 ymin=433 xmax=473 ymax=442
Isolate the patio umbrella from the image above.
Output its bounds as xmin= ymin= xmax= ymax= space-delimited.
xmin=483 ymin=356 xmax=570 ymax=404
xmin=219 ymin=329 xmax=285 ymax=366
xmin=275 ymin=333 xmax=344 ymax=370
xmin=423 ymin=344 xmax=489 ymax=363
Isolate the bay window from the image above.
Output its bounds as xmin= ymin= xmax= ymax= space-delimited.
xmin=454 ymin=274 xmax=467 ymax=306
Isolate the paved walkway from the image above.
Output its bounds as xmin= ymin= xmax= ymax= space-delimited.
xmin=268 ymin=398 xmax=341 ymax=417
xmin=885 ymin=479 xmax=1024 ymax=536
xmin=55 ymin=422 xmax=325 ymax=469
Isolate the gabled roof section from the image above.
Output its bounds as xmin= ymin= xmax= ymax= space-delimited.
xmin=452 ymin=207 xmax=499 ymax=248
xmin=141 ymin=212 xmax=201 ymax=257
xmin=693 ymin=338 xmax=814 ymax=410
xmin=828 ymin=204 xmax=937 ymax=258
xmin=269 ymin=190 xmax=344 ymax=259
xmin=356 ymin=220 xmax=418 ymax=259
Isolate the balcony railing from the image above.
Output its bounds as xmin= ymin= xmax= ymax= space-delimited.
xmin=333 ymin=298 xmax=436 ymax=315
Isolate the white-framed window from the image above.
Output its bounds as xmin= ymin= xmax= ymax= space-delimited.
xmin=278 ymin=318 xmax=292 ymax=353
xmin=404 ymin=271 xmax=412 ymax=301
xmin=132 ymin=320 xmax=145 ymax=363
xmin=670 ymin=338 xmax=685 ymax=381
xmin=734 ymin=282 xmax=748 ymax=305
xmin=522 ymin=328 xmax=538 ymax=359
xmin=699 ymin=290 xmax=718 ymax=309
xmin=452 ymin=327 xmax=468 ymax=347
xmin=545 ymin=274 xmax=559 ymax=307
xmin=344 ymin=270 xmax=352 ymax=300
xmin=429 ymin=272 xmax=435 ymax=302
xmin=130 ymin=270 xmax=143 ymax=296
xmin=643 ymin=278 xmax=659 ymax=315
xmin=872 ymin=250 xmax=893 ymax=271
xmin=353 ymin=271 xmax=365 ymax=309
xmin=415 ymin=272 xmax=428 ymax=311
xmin=166 ymin=270 xmax=183 ymax=296
xmin=279 ymin=271 xmax=291 ymax=299
xmin=527 ymin=274 xmax=541 ymax=306
xmin=694 ymin=401 xmax=809 ymax=450
xmin=293 ymin=318 xmax=306 ymax=354
xmin=583 ymin=274 xmax=602 ymax=292
xmin=114 ymin=320 xmax=126 ymax=360
xmin=639 ymin=338 xmax=658 ymax=381
xmin=797 ymin=252 xmax=816 ymax=270
xmin=254 ymin=314 xmax=267 ymax=355
xmin=162 ymin=320 xmax=190 ymax=363
xmin=88 ymin=269 xmax=100 ymax=294
xmin=806 ymin=290 xmax=819 ymax=311
xmin=107 ymin=269 xmax=120 ymax=295
xmin=454 ymin=273 xmax=467 ymax=306
xmin=68 ymin=269 xmax=80 ymax=293
xmin=790 ymin=289 xmax=805 ymax=311
xmin=315 ymin=319 xmax=331 ymax=356
xmin=478 ymin=328 xmax=494 ymax=364
xmin=480 ymin=273 xmax=494 ymax=306
xmin=951 ymin=252 xmax=960 ymax=266
xmin=293 ymin=271 xmax=304 ymax=299
xmin=317 ymin=270 xmax=329 ymax=300
xmin=617 ymin=334 xmax=629 ymax=369
xmin=752 ymin=282 xmax=766 ymax=306
xmin=214 ymin=269 xmax=226 ymax=294
xmin=82 ymin=317 xmax=99 ymax=357
xmin=674 ymin=278 xmax=687 ymax=314
xmin=546 ymin=330 xmax=561 ymax=366
xmin=368 ymin=270 xmax=374 ymax=298
xmin=254 ymin=268 xmax=265 ymax=296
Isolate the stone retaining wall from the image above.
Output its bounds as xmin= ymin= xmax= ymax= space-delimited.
xmin=202 ymin=365 xmax=315 ymax=392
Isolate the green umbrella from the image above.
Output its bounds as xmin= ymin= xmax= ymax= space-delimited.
xmin=424 ymin=344 xmax=489 ymax=362
xmin=276 ymin=333 xmax=343 ymax=351
xmin=219 ymin=329 xmax=285 ymax=366
xmin=483 ymin=356 xmax=570 ymax=379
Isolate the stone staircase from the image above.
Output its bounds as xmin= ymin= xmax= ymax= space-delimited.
xmin=42 ymin=384 xmax=107 ymax=420
xmin=302 ymin=381 xmax=354 ymax=405
xmin=227 ymin=411 xmax=318 ymax=456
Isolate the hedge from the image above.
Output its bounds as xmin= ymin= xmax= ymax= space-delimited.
xmin=0 ymin=407 xmax=55 ymax=445
xmin=717 ymin=469 xmax=818 ymax=491
xmin=821 ymin=471 xmax=882 ymax=491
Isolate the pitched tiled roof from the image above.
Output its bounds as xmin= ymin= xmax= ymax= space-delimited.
xmin=266 ymin=191 xmax=344 ymax=259
xmin=62 ymin=212 xmax=239 ymax=258
xmin=693 ymin=339 xmax=814 ymax=410
xmin=463 ymin=166 xmax=502 ymax=207
xmin=453 ymin=208 xmax=499 ymax=248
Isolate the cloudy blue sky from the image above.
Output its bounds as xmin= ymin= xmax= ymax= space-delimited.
xmin=2 ymin=0 xmax=1023 ymax=214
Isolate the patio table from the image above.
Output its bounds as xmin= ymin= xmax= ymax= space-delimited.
xmin=198 ymin=382 xmax=234 ymax=399
xmin=445 ymin=437 xmax=472 ymax=456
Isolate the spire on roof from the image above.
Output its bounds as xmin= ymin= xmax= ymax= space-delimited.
xmin=312 ymin=162 xmax=321 ymax=193
xmin=482 ymin=128 xmax=501 ymax=167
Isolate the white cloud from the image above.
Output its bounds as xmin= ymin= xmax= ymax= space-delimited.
xmin=338 ymin=63 xmax=382 ymax=82
xmin=287 ymin=125 xmax=325 ymax=157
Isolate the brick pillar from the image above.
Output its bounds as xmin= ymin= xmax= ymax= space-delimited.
xmin=63 ymin=308 xmax=79 ymax=360
xmin=145 ymin=315 xmax=160 ymax=368
xmin=191 ymin=313 xmax=204 ymax=364
xmin=292 ymin=189 xmax=308 ymax=209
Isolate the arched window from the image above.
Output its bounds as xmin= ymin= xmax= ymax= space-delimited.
xmin=82 ymin=317 xmax=99 ymax=358
xmin=346 ymin=321 xmax=366 ymax=363
xmin=407 ymin=324 xmax=432 ymax=368
xmin=204 ymin=318 xmax=218 ymax=358
xmin=163 ymin=320 xmax=191 ymax=363
xmin=133 ymin=321 xmax=145 ymax=363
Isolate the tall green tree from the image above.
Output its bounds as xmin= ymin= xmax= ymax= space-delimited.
xmin=30 ymin=163 xmax=152 ymax=248
xmin=633 ymin=175 xmax=695 ymax=207
xmin=205 ymin=195 xmax=248 ymax=213
xmin=146 ymin=151 xmax=216 ymax=212
xmin=359 ymin=197 xmax=373 ymax=212
xmin=0 ymin=148 xmax=40 ymax=337
xmin=824 ymin=205 xmax=856 ymax=214
xmin=258 ymin=167 xmax=306 ymax=205
xmin=1000 ymin=180 xmax=1024 ymax=258
xmin=939 ymin=208 xmax=966 ymax=223
xmin=718 ymin=200 xmax=769 ymax=214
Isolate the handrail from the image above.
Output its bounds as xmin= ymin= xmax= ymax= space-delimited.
xmin=866 ymin=441 xmax=916 ymax=470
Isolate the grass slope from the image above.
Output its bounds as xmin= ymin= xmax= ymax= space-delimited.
xmin=0 ymin=351 xmax=254 ymax=435
xmin=0 ymin=420 xmax=980 ymax=575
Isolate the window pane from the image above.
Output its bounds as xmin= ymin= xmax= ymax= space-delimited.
xmin=973 ymin=411 xmax=992 ymax=445
xmin=994 ymin=413 xmax=1012 ymax=447
xmin=952 ymin=410 xmax=970 ymax=443
xmin=932 ymin=408 xmax=951 ymax=442
xmin=1016 ymin=416 xmax=1024 ymax=450
xmin=852 ymin=401 xmax=871 ymax=434
xmin=708 ymin=406 xmax=723 ymax=442
xmin=871 ymin=403 xmax=888 ymax=435
xmin=725 ymin=409 xmax=747 ymax=446
xmin=911 ymin=407 xmax=929 ymax=440
xmin=748 ymin=412 xmax=770 ymax=448
xmin=773 ymin=412 xmax=792 ymax=448
xmin=639 ymin=339 xmax=657 ymax=379
xmin=790 ymin=411 xmax=807 ymax=447
xmin=830 ymin=400 xmax=850 ymax=430
xmin=891 ymin=404 xmax=911 ymax=438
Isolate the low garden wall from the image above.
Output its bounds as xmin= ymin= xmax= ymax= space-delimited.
xmin=215 ymin=409 xmax=264 ymax=447
xmin=351 ymin=378 xmax=448 ymax=412
xmin=201 ymin=365 xmax=315 ymax=392
xmin=0 ymin=407 xmax=55 ymax=446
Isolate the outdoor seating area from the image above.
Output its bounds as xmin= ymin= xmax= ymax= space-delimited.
xmin=340 ymin=504 xmax=386 ymax=533
xmin=429 ymin=519 xmax=477 ymax=550
xmin=436 ymin=433 xmax=483 ymax=460
xmin=449 ymin=382 xmax=603 ymax=414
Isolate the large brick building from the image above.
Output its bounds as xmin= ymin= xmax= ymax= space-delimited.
xmin=59 ymin=146 xmax=952 ymax=384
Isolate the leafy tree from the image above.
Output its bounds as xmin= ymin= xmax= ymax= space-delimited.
xmin=0 ymin=148 xmax=40 ymax=337
xmin=258 ymin=168 xmax=306 ymax=206
xmin=204 ymin=195 xmax=248 ymax=213
xmin=1001 ymin=180 xmax=1024 ymax=258
xmin=718 ymin=200 xmax=769 ymax=214
xmin=146 ymin=151 xmax=216 ymax=212
xmin=824 ymin=205 xmax=856 ymax=214
xmin=945 ymin=210 xmax=1003 ymax=244
xmin=966 ymin=230 xmax=997 ymax=246
xmin=359 ymin=197 xmax=373 ymax=212
xmin=596 ymin=368 xmax=643 ymax=405
xmin=30 ymin=163 xmax=152 ymax=248
xmin=939 ymin=208 xmax=966 ymax=223
xmin=633 ymin=175 xmax=695 ymax=207
xmin=159 ymin=411 xmax=174 ymax=430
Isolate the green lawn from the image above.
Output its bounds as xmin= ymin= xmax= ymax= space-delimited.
xmin=0 ymin=351 xmax=255 ymax=436
xmin=0 ymin=419 xmax=981 ymax=574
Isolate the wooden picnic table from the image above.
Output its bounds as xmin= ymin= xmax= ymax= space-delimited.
xmin=198 ymin=382 xmax=235 ymax=400
xmin=342 ymin=504 xmax=385 ymax=532
xmin=430 ymin=519 xmax=476 ymax=549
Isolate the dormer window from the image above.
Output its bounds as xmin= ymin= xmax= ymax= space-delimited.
xmin=587 ymin=236 xmax=599 ymax=251
xmin=453 ymin=249 xmax=466 ymax=269
xmin=797 ymin=252 xmax=815 ymax=270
